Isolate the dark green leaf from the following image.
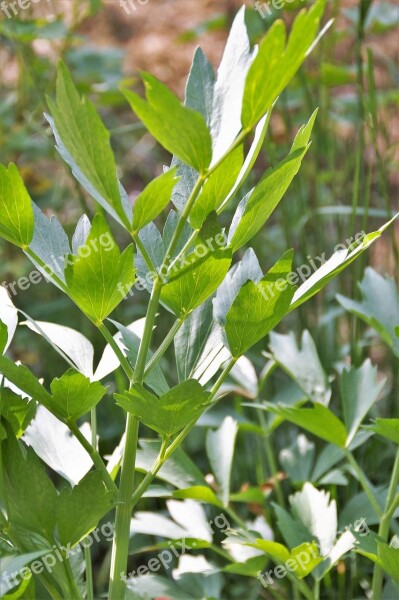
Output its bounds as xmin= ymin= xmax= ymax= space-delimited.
xmin=50 ymin=369 xmax=106 ymax=423
xmin=0 ymin=387 xmax=36 ymax=438
xmin=115 ymin=380 xmax=210 ymax=436
xmin=225 ymin=250 xmax=295 ymax=357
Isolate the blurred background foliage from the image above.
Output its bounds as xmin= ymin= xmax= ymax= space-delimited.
xmin=0 ymin=1 xmax=398 ymax=596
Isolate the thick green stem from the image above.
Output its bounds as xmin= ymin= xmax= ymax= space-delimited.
xmin=83 ymin=545 xmax=94 ymax=600
xmin=108 ymin=413 xmax=139 ymax=599
xmin=371 ymin=447 xmax=399 ymax=598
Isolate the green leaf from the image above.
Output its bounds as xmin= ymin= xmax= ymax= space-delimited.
xmin=0 ymin=387 xmax=36 ymax=438
xmin=185 ymin=47 xmax=215 ymax=125
xmin=228 ymin=111 xmax=317 ymax=251
xmin=341 ymin=359 xmax=385 ymax=445
xmin=206 ymin=416 xmax=238 ymax=506
xmin=336 ymin=267 xmax=399 ymax=357
xmin=132 ymin=167 xmax=179 ymax=234
xmin=266 ymin=403 xmax=347 ymax=447
xmin=357 ymin=541 xmax=399 ymax=582
xmin=269 ymin=330 xmax=331 ymax=405
xmin=56 ymin=471 xmax=115 ymax=547
xmin=47 ymin=62 xmax=130 ymax=228
xmin=50 ymin=369 xmax=106 ymax=423
xmin=241 ymin=0 xmax=325 ymax=128
xmin=214 ymin=248 xmax=263 ymax=325
xmin=248 ymin=539 xmax=322 ymax=578
xmin=290 ymin=217 xmax=397 ymax=310
xmin=123 ymin=74 xmax=212 ymax=173
xmin=366 ymin=418 xmax=399 ymax=443
xmin=0 ymin=163 xmax=34 ymax=248
xmin=174 ymin=299 xmax=214 ymax=382
xmin=189 ymin=145 xmax=243 ymax=228
xmin=65 ymin=214 xmax=135 ymax=323
xmin=225 ymin=249 xmax=295 ymax=357
xmin=110 ymin=320 xmax=169 ymax=395
xmin=0 ymin=355 xmax=53 ymax=411
xmin=0 ymin=287 xmax=18 ymax=354
xmin=27 ymin=203 xmax=70 ymax=285
xmin=161 ymin=248 xmax=232 ymax=317
xmin=172 ymin=486 xmax=223 ymax=508
xmin=2 ymin=435 xmax=58 ymax=546
xmin=115 ymin=380 xmax=210 ymax=436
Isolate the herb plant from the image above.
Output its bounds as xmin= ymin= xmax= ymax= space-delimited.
xmin=0 ymin=1 xmax=397 ymax=599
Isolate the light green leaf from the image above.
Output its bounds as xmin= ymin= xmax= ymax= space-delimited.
xmin=172 ymin=486 xmax=223 ymax=508
xmin=242 ymin=0 xmax=325 ymax=128
xmin=132 ymin=167 xmax=179 ymax=234
xmin=161 ymin=248 xmax=232 ymax=317
xmin=228 ymin=111 xmax=317 ymax=251
xmin=65 ymin=214 xmax=135 ymax=323
xmin=0 ymin=163 xmax=34 ymax=248
xmin=341 ymin=359 xmax=385 ymax=445
xmin=206 ymin=416 xmax=238 ymax=506
xmin=267 ymin=403 xmax=347 ymax=447
xmin=47 ymin=62 xmax=130 ymax=228
xmin=56 ymin=471 xmax=115 ymax=547
xmin=248 ymin=539 xmax=322 ymax=579
xmin=225 ymin=249 xmax=295 ymax=357
xmin=366 ymin=418 xmax=399 ymax=444
xmin=190 ymin=145 xmax=243 ymax=228
xmin=337 ymin=267 xmax=399 ymax=357
xmin=290 ymin=217 xmax=397 ymax=310
xmin=115 ymin=380 xmax=210 ymax=436
xmin=123 ymin=74 xmax=212 ymax=173
xmin=50 ymin=369 xmax=106 ymax=423
xmin=269 ymin=330 xmax=331 ymax=405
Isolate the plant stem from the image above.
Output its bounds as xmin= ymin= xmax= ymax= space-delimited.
xmin=83 ymin=545 xmax=94 ymax=600
xmin=97 ymin=322 xmax=134 ymax=381
xmin=264 ymin=433 xmax=285 ymax=508
xmin=63 ymin=551 xmax=84 ymax=600
xmin=371 ymin=447 xmax=399 ymax=598
xmin=144 ymin=318 xmax=183 ymax=376
xmin=345 ymin=450 xmax=382 ymax=518
xmin=69 ymin=423 xmax=118 ymax=495
xmin=130 ymin=359 xmax=237 ymax=508
xmin=108 ymin=413 xmax=139 ymax=599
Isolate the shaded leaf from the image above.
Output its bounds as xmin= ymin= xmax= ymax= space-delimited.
xmin=50 ymin=369 xmax=106 ymax=422
xmin=206 ymin=416 xmax=238 ymax=506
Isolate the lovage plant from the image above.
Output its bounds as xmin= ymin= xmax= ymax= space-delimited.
xmin=0 ymin=2 xmax=396 ymax=598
